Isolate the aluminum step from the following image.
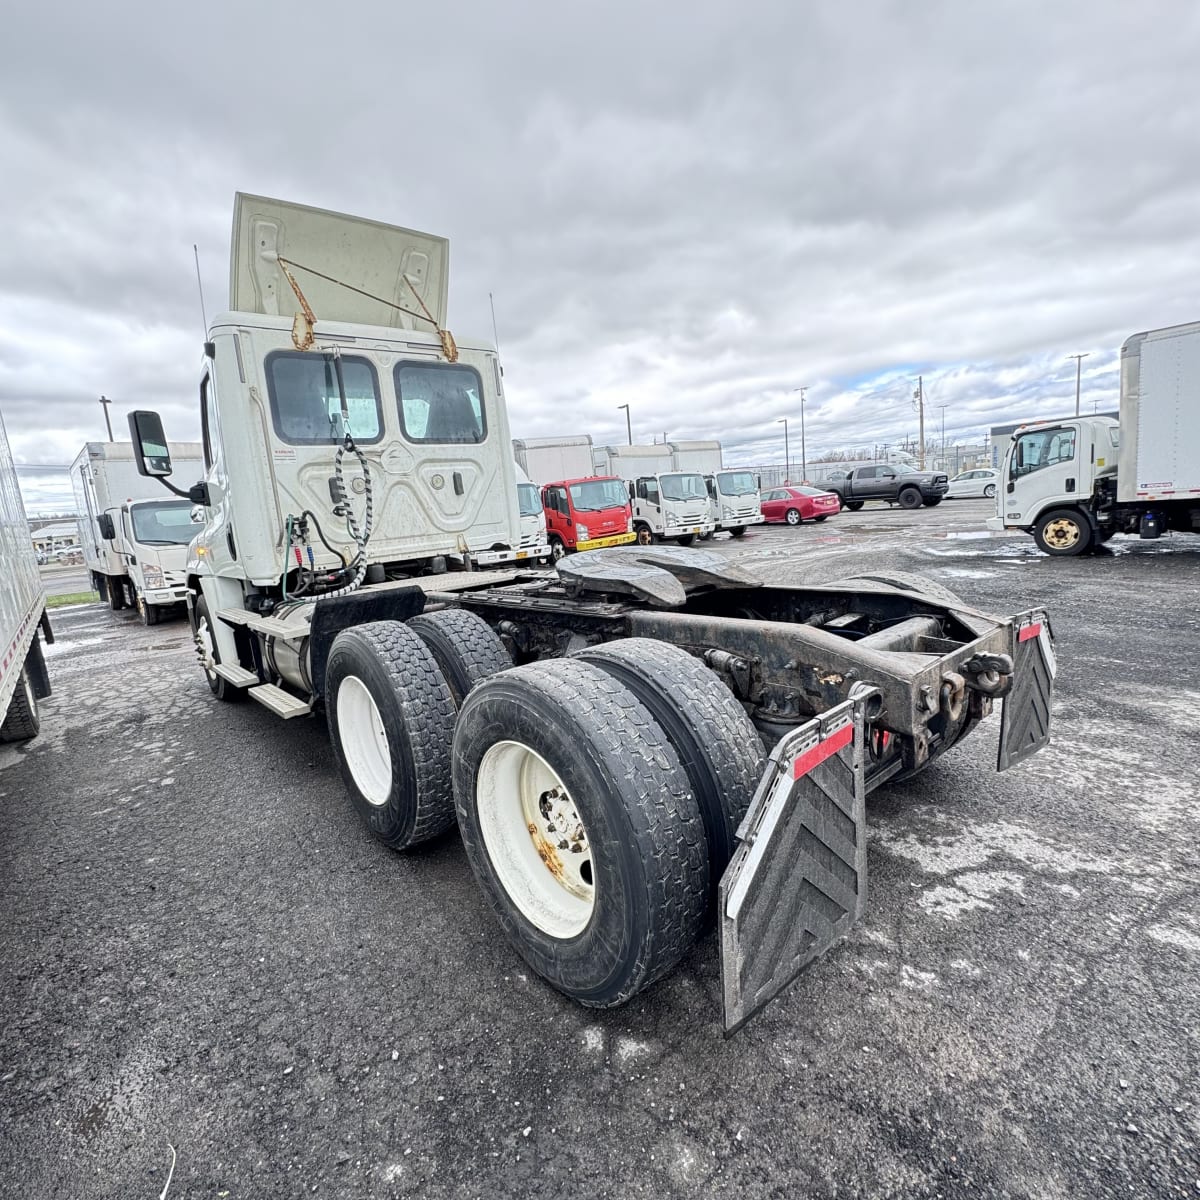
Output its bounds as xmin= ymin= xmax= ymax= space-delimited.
xmin=213 ymin=662 xmax=258 ymax=688
xmin=248 ymin=684 xmax=312 ymax=719
xmin=217 ymin=607 xmax=311 ymax=641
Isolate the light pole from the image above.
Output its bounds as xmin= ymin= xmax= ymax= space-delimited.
xmin=777 ymin=418 xmax=789 ymax=482
xmin=1068 ymin=353 xmax=1088 ymax=416
xmin=791 ymin=386 xmax=808 ymax=482
xmin=617 ymin=404 xmax=632 ymax=445
xmin=98 ymin=394 xmax=114 ymax=442
xmin=937 ymin=404 xmax=948 ymax=469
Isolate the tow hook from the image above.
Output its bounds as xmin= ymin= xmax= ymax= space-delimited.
xmin=960 ymin=651 xmax=1013 ymax=697
xmin=939 ymin=671 xmax=967 ymax=722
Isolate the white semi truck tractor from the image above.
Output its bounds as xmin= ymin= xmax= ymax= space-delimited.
xmin=0 ymin=407 xmax=53 ymax=742
xmin=133 ymin=193 xmax=1058 ymax=1031
xmin=990 ymin=320 xmax=1200 ymax=555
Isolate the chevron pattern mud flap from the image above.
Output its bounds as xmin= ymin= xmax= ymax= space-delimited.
xmin=997 ymin=608 xmax=1055 ymax=771
xmin=718 ymin=685 xmax=877 ymax=1036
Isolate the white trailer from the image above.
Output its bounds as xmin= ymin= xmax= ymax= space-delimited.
xmin=512 ymin=435 xmax=595 ymax=487
xmin=0 ymin=407 xmax=52 ymax=742
xmin=669 ymin=441 xmax=763 ymax=536
xmin=593 ymin=443 xmax=715 ymax=544
xmin=71 ymin=441 xmax=204 ymax=622
xmin=989 ymin=320 xmax=1200 ymax=555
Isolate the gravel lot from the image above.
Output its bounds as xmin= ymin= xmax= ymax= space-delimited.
xmin=3 ymin=500 xmax=1199 ymax=1199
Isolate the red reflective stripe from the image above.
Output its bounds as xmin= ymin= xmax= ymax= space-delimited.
xmin=792 ymin=723 xmax=854 ymax=780
xmin=1019 ymin=622 xmax=1042 ymax=643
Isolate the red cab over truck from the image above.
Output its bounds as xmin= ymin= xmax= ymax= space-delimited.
xmin=541 ymin=475 xmax=635 ymax=561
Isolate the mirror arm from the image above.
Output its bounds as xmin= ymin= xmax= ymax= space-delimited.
xmin=152 ymin=477 xmax=210 ymax=506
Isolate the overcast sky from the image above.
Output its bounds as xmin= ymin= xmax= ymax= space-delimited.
xmin=4 ymin=0 xmax=1199 ymax=513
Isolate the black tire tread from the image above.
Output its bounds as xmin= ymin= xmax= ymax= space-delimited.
xmin=407 ymin=608 xmax=511 ymax=707
xmin=453 ymin=658 xmax=708 ymax=1005
xmin=575 ymin=638 xmax=765 ymax=882
xmin=1 ymin=666 xmax=40 ymax=743
xmin=329 ymin=620 xmax=458 ymax=848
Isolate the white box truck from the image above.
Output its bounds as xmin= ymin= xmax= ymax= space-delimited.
xmin=71 ymin=441 xmax=205 ymax=623
xmin=0 ymin=408 xmax=53 ymax=742
xmin=513 ymin=462 xmax=552 ymax=564
xmin=512 ymin=435 xmax=595 ymax=487
xmin=131 ymin=192 xmax=1056 ymax=1032
xmin=669 ymin=440 xmax=763 ymax=537
xmin=989 ymin=320 xmax=1200 ymax=555
xmin=593 ymin=443 xmax=715 ymax=544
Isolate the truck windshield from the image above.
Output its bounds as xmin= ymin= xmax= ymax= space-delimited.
xmin=395 ymin=362 xmax=487 ymax=444
xmin=568 ymin=478 xmax=628 ymax=511
xmin=517 ymin=483 xmax=542 ymax=518
xmin=716 ymin=471 xmax=758 ymax=495
xmin=265 ymin=352 xmax=383 ymax=444
xmin=129 ymin=500 xmax=195 ymax=546
xmin=659 ymin=473 xmax=707 ymax=502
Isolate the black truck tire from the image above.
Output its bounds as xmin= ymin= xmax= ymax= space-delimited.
xmin=326 ymin=621 xmax=458 ymax=849
xmin=634 ymin=523 xmax=656 ymax=545
xmin=676 ymin=534 xmax=696 ymax=546
xmin=138 ymin=595 xmax=161 ymax=626
xmin=452 ymin=659 xmax=709 ymax=1007
xmin=845 ymin=500 xmax=864 ymax=511
xmin=549 ymin=534 xmax=567 ymax=562
xmin=729 ymin=526 xmax=747 ymax=537
xmin=108 ymin=578 xmax=126 ymax=611
xmin=898 ymin=487 xmax=923 ymax=510
xmin=1 ymin=665 xmax=40 ymax=743
xmin=575 ymin=638 xmax=766 ymax=897
xmin=407 ymin=608 xmax=511 ymax=708
xmin=1034 ymin=509 xmax=1094 ymax=556
xmin=192 ymin=597 xmax=245 ymax=703
xmin=923 ymin=496 xmax=943 ymax=507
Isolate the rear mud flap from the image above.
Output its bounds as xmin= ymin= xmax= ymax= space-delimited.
xmin=718 ymin=686 xmax=876 ymax=1036
xmin=997 ymin=609 xmax=1055 ymax=771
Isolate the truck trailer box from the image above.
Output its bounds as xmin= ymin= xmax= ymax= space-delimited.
xmin=512 ymin=436 xmax=595 ymax=486
xmin=1118 ymin=321 xmax=1200 ymax=503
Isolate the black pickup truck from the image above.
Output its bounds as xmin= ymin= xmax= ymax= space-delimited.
xmin=826 ymin=464 xmax=949 ymax=511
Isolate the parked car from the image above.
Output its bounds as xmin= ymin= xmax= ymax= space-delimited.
xmin=826 ymin=463 xmax=949 ymax=510
xmin=759 ymin=485 xmax=841 ymax=525
xmin=945 ymin=468 xmax=999 ymax=499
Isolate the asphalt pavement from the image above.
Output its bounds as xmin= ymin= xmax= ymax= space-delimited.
xmin=2 ymin=499 xmax=1199 ymax=1199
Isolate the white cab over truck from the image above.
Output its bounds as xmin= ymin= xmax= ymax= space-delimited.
xmin=669 ymin=440 xmax=763 ymax=537
xmin=71 ymin=441 xmax=204 ymax=623
xmin=513 ymin=435 xmax=595 ymax=487
xmin=134 ymin=193 xmax=1057 ymax=1032
xmin=0 ymin=407 xmax=53 ymax=742
xmin=990 ymin=320 xmax=1200 ymax=555
xmin=513 ymin=463 xmax=551 ymax=563
xmin=593 ymin=443 xmax=715 ymax=544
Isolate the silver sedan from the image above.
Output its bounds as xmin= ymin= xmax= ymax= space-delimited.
xmin=944 ymin=468 xmax=999 ymax=499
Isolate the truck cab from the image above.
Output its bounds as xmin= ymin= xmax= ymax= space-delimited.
xmin=705 ymin=469 xmax=763 ymax=536
xmin=541 ymin=476 xmax=634 ymax=560
xmin=630 ymin=472 xmax=715 ymax=544
xmin=117 ymin=498 xmax=197 ymax=622
xmin=514 ymin=464 xmax=552 ymax=564
xmin=987 ymin=417 xmax=1118 ymax=553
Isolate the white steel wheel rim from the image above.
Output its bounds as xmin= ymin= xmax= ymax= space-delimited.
xmin=337 ymin=676 xmax=392 ymax=805
xmin=476 ymin=740 xmax=595 ymax=939
xmin=551 ymin=539 xmax=565 ymax=561
xmin=1045 ymin=518 xmax=1080 ymax=549
xmin=196 ymin=615 xmax=217 ymax=680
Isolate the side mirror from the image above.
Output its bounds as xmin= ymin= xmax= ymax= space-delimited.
xmin=128 ymin=411 xmax=172 ymax=477
xmin=1015 ymin=443 xmax=1025 ymax=469
xmin=97 ymin=513 xmax=116 ymax=541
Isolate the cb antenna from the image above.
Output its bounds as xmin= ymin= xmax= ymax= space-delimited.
xmin=193 ymin=244 xmax=209 ymax=336
xmin=489 ymin=291 xmax=501 ymax=353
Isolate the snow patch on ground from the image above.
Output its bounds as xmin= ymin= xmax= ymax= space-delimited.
xmin=1147 ymin=925 xmax=1200 ymax=952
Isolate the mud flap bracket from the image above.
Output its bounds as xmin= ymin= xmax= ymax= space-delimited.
xmin=718 ymin=684 xmax=876 ymax=1035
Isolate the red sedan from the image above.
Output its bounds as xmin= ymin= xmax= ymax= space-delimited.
xmin=759 ymin=485 xmax=841 ymax=525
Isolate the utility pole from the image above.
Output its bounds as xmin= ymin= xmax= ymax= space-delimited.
xmin=913 ymin=376 xmax=926 ymax=469
xmin=777 ymin=418 xmax=789 ymax=482
xmin=937 ymin=404 xmax=948 ymax=469
xmin=791 ymin=386 xmax=809 ymax=482
xmin=617 ymin=404 xmax=632 ymax=445
xmin=98 ymin=394 xmax=114 ymax=442
xmin=1068 ymin=353 xmax=1088 ymax=416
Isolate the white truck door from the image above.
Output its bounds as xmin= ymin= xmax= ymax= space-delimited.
xmin=1004 ymin=424 xmax=1084 ymax=524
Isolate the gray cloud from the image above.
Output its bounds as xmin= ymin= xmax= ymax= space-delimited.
xmin=4 ymin=0 xmax=1199 ymax=511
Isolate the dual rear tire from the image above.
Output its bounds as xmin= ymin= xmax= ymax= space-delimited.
xmin=324 ymin=610 xmax=762 ymax=1007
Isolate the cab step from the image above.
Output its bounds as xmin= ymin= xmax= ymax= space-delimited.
xmin=213 ymin=662 xmax=258 ymax=688
xmin=218 ymin=607 xmax=311 ymax=642
xmin=248 ymin=684 xmax=312 ymax=719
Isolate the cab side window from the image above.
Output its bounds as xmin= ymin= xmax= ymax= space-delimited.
xmin=1012 ymin=428 xmax=1076 ymax=477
